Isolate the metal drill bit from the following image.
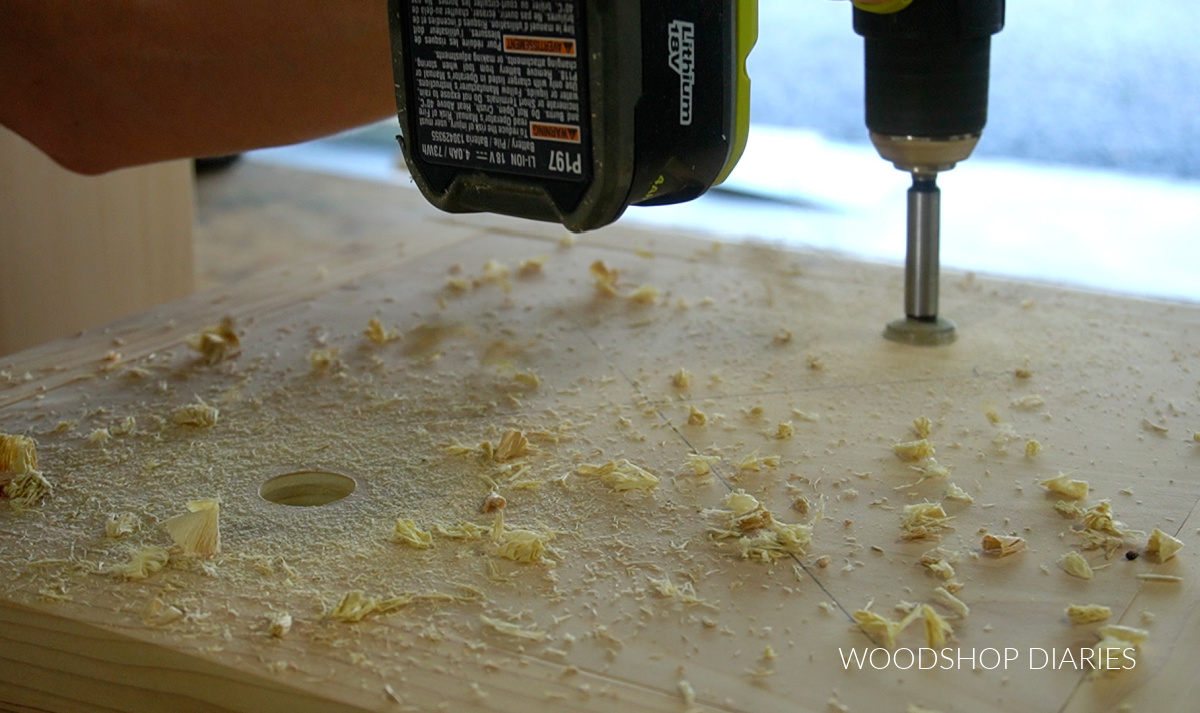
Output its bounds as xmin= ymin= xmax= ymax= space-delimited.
xmin=884 ymin=172 xmax=957 ymax=346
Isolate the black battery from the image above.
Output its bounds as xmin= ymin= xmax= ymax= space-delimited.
xmin=388 ymin=0 xmax=756 ymax=232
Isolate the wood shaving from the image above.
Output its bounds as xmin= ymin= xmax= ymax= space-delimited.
xmin=432 ymin=521 xmax=489 ymax=540
xmin=1054 ymin=500 xmax=1085 ymax=518
xmin=921 ymin=555 xmax=956 ymax=581
xmin=678 ymin=679 xmax=697 ymax=707
xmin=684 ymin=453 xmax=720 ymax=476
xmin=1067 ymin=604 xmax=1111 ymax=624
xmin=493 ymin=429 xmax=531 ymax=461
xmin=900 ymin=502 xmax=952 ymax=540
xmin=791 ymin=409 xmax=820 ymax=423
xmin=687 ymin=406 xmax=708 ymax=426
xmin=0 ymin=434 xmax=38 ymax=473
xmin=773 ymin=422 xmax=794 ymax=439
xmin=512 ymin=371 xmax=541 ymax=389
xmin=852 ymin=605 xmax=920 ymax=649
xmin=518 ymin=256 xmax=548 ymax=276
xmin=1015 ymin=368 xmax=1033 ymax=379
xmin=1093 ymin=625 xmax=1148 ymax=676
xmin=393 ymin=519 xmax=433 ymax=549
xmin=922 ymin=604 xmax=954 ymax=647
xmin=1025 ymin=440 xmax=1042 ymax=457
xmin=558 ymin=233 xmax=577 ymax=247
xmin=774 ymin=328 xmax=793 ymax=344
xmin=364 ymin=318 xmax=400 ymax=345
xmin=3 ymin=469 xmax=52 ymax=509
xmin=981 ymin=534 xmax=1026 ymax=557
xmin=736 ymin=452 xmax=781 ymax=472
xmin=492 ymin=514 xmax=553 ymax=563
xmin=446 ymin=276 xmax=471 ymax=291
xmin=944 ymin=483 xmax=973 ymax=504
xmin=481 ymin=492 xmax=506 ymax=513
xmin=186 ymin=316 xmax=240 ymax=364
xmin=112 ymin=546 xmax=170 ymax=580
xmin=589 ymin=260 xmax=621 ymax=296
xmin=162 ymin=499 xmax=220 ymax=556
xmin=708 ymin=490 xmax=813 ymax=562
xmin=87 ymin=428 xmax=112 ymax=446
xmin=105 ymin=512 xmax=139 ymax=538
xmin=671 ymin=369 xmax=693 ymax=388
xmin=1081 ymin=500 xmax=1135 ymax=539
xmin=575 ymin=459 xmax=659 ymax=491
xmin=1012 ymin=395 xmax=1045 ymax=409
xmin=1062 ymin=551 xmax=1093 ymax=579
xmin=648 ymin=578 xmax=716 ymax=608
xmin=628 ymin=285 xmax=660 ymax=304
xmin=173 ymin=399 xmax=219 ymax=428
xmin=480 ymin=614 xmax=547 ymax=641
xmin=1040 ymin=473 xmax=1088 ymax=500
xmin=1145 ymin=527 xmax=1184 ymax=563
xmin=266 ymin=611 xmax=293 ymax=637
xmin=1134 ymin=573 xmax=1183 ymax=583
xmin=932 ymin=587 xmax=970 ymax=618
xmin=893 ymin=439 xmax=935 ymax=461
xmin=1141 ymin=418 xmax=1169 ymax=435
xmin=328 ymin=591 xmax=411 ymax=623
xmin=308 ymin=347 xmax=340 ymax=372
xmin=913 ymin=417 xmax=933 ymax=439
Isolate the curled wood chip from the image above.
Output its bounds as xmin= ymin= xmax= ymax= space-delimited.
xmin=901 ymin=502 xmax=952 ymax=540
xmin=708 ymin=490 xmax=813 ymax=561
xmin=684 ymin=453 xmax=720 ymax=476
xmin=913 ymin=417 xmax=933 ymax=439
xmin=105 ymin=512 xmax=139 ymax=539
xmin=493 ymin=429 xmax=531 ymax=461
xmin=173 ymin=399 xmax=219 ymax=428
xmin=308 ymin=347 xmax=340 ymax=372
xmin=687 ymin=406 xmax=708 ymax=426
xmin=112 ymin=546 xmax=170 ymax=580
xmin=1067 ymin=604 xmax=1111 ymax=624
xmin=944 ymin=483 xmax=973 ymax=504
xmin=982 ymin=534 xmax=1026 ymax=557
xmin=1092 ymin=625 xmax=1148 ymax=676
xmin=393 ymin=519 xmax=433 ymax=549
xmin=3 ymin=469 xmax=51 ymax=509
xmin=589 ymin=260 xmax=620 ymax=296
xmin=328 ymin=591 xmax=411 ymax=623
xmin=671 ymin=369 xmax=693 ymax=388
xmin=576 ymin=459 xmax=659 ymax=491
xmin=893 ymin=439 xmax=935 ymax=461
xmin=0 ymin=434 xmax=38 ymax=473
xmin=162 ymin=499 xmax=220 ymax=556
xmin=1145 ymin=528 xmax=1184 ymax=563
xmin=1040 ymin=472 xmax=1088 ymax=500
xmin=1025 ymin=440 xmax=1043 ymax=457
xmin=932 ymin=587 xmax=970 ymax=618
xmin=1012 ymin=394 xmax=1045 ymax=409
xmin=517 ymin=255 xmax=548 ymax=276
xmin=1062 ymin=551 xmax=1093 ymax=579
xmin=266 ymin=612 xmax=293 ymax=637
xmin=773 ymin=422 xmax=794 ymax=439
xmin=736 ymin=452 xmax=780 ymax=472
xmin=922 ymin=604 xmax=954 ymax=647
xmin=186 ymin=316 xmax=240 ymax=364
xmin=492 ymin=513 xmax=553 ymax=563
xmin=364 ymin=318 xmax=400 ymax=345
xmin=628 ymin=285 xmax=660 ymax=304
xmin=1141 ymin=418 xmax=1168 ymax=435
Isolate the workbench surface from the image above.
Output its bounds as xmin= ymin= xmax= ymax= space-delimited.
xmin=2 ymin=166 xmax=1198 ymax=713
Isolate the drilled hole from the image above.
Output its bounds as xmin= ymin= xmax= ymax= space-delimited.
xmin=260 ymin=470 xmax=355 ymax=507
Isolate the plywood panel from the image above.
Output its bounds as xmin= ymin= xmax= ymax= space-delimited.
xmin=1 ymin=209 xmax=1197 ymax=713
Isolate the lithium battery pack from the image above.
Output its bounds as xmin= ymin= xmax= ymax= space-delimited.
xmin=388 ymin=0 xmax=757 ymax=232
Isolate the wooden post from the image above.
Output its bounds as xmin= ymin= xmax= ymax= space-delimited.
xmin=0 ymin=127 xmax=195 ymax=356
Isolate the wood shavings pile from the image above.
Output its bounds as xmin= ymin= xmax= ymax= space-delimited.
xmin=0 ymin=433 xmax=50 ymax=508
xmin=707 ymin=490 xmax=813 ymax=562
xmin=172 ymin=399 xmax=219 ymax=428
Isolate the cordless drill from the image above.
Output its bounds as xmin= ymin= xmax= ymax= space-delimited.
xmin=854 ymin=0 xmax=1005 ymax=345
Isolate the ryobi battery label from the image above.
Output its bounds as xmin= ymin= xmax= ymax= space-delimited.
xmin=407 ymin=0 xmax=591 ymax=183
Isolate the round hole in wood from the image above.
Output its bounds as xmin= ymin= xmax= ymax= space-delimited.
xmin=260 ymin=470 xmax=355 ymax=507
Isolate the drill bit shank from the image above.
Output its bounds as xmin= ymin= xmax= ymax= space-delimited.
xmin=905 ymin=175 xmax=940 ymax=321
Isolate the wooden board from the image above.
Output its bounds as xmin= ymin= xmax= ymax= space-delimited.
xmin=0 ymin=127 xmax=194 ymax=356
xmin=2 ymin=172 xmax=1199 ymax=713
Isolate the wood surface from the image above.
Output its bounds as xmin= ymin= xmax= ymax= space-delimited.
xmin=2 ymin=165 xmax=1199 ymax=713
xmin=0 ymin=127 xmax=194 ymax=357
